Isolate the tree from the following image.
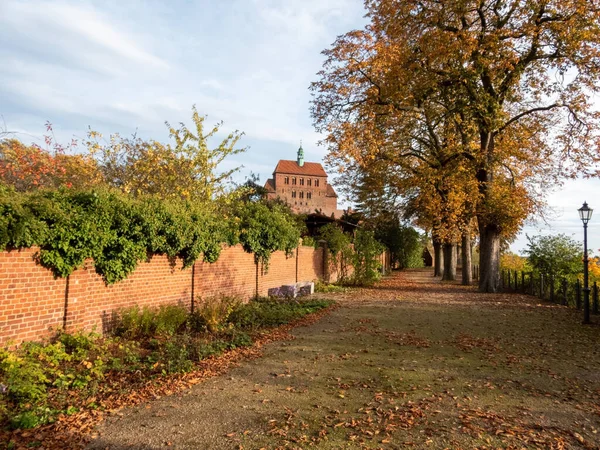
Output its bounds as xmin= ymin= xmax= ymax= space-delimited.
xmin=311 ymin=0 xmax=600 ymax=292
xmin=87 ymin=106 xmax=246 ymax=202
xmin=368 ymin=214 xmax=424 ymax=269
xmin=500 ymin=252 xmax=531 ymax=272
xmin=0 ymin=139 xmax=102 ymax=191
xmin=524 ymin=234 xmax=582 ymax=282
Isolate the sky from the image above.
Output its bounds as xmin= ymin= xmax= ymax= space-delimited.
xmin=1 ymin=0 xmax=599 ymax=255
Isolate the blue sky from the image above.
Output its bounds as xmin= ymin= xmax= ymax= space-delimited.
xmin=1 ymin=0 xmax=598 ymax=254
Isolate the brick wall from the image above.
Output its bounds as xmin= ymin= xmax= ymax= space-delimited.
xmin=0 ymin=244 xmax=390 ymax=345
xmin=0 ymin=245 xmax=332 ymax=345
xmin=0 ymin=248 xmax=66 ymax=344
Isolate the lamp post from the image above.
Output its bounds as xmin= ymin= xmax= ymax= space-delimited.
xmin=578 ymin=201 xmax=593 ymax=324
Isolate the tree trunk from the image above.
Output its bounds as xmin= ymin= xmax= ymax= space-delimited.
xmin=478 ymin=222 xmax=501 ymax=292
xmin=461 ymin=232 xmax=472 ymax=285
xmin=476 ymin=131 xmax=502 ymax=293
xmin=433 ymin=239 xmax=443 ymax=277
xmin=442 ymin=243 xmax=457 ymax=281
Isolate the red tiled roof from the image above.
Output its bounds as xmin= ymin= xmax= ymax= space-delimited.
xmin=274 ymin=160 xmax=327 ymax=177
xmin=326 ymin=183 xmax=337 ymax=198
xmin=264 ymin=178 xmax=275 ymax=193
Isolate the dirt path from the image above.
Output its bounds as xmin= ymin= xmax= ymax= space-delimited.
xmin=88 ymin=269 xmax=600 ymax=449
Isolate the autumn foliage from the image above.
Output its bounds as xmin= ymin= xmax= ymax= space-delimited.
xmin=0 ymin=139 xmax=101 ymax=192
xmin=311 ymin=0 xmax=600 ymax=291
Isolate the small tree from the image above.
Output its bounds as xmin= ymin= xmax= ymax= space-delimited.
xmin=370 ymin=216 xmax=424 ymax=270
xmin=87 ymin=106 xmax=245 ymax=202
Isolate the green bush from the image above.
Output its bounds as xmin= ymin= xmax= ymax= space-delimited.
xmin=0 ymin=332 xmax=116 ymax=429
xmin=0 ymin=188 xmax=307 ymax=284
xmin=301 ymin=236 xmax=316 ymax=247
xmin=0 ymin=295 xmax=331 ymax=431
xmin=159 ymin=335 xmax=194 ymax=374
xmin=235 ymin=201 xmax=301 ymax=269
xmin=0 ymin=189 xmax=226 ymax=284
xmin=314 ymin=280 xmax=345 ymax=293
xmin=0 ymin=349 xmax=49 ymax=406
xmin=524 ymin=233 xmax=582 ymax=281
xmin=317 ymin=223 xmax=351 ymax=256
xmin=10 ymin=407 xmax=55 ymax=430
xmin=369 ymin=215 xmax=424 ymax=269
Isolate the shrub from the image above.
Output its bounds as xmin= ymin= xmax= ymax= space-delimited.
xmin=524 ymin=233 xmax=582 ymax=281
xmin=0 ymin=189 xmax=226 ymax=284
xmin=159 ymin=335 xmax=194 ymax=374
xmin=314 ymin=280 xmax=345 ymax=293
xmin=193 ymin=296 xmax=240 ymax=333
xmin=317 ymin=223 xmax=351 ymax=257
xmin=228 ymin=297 xmax=333 ymax=330
xmin=0 ymin=349 xmax=49 ymax=406
xmin=116 ymin=304 xmax=189 ymax=338
xmin=0 ymin=295 xmax=332 ymax=431
xmin=235 ymin=201 xmax=301 ymax=269
xmin=350 ymin=229 xmax=385 ymax=286
xmin=301 ymin=236 xmax=316 ymax=247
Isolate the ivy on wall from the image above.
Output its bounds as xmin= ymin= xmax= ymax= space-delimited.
xmin=0 ymin=187 xmax=242 ymax=284
xmin=235 ymin=201 xmax=301 ymax=268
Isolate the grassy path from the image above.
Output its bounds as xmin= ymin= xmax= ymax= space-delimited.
xmin=88 ymin=269 xmax=600 ymax=449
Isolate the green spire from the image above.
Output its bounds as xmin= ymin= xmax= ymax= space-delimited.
xmin=297 ymin=141 xmax=304 ymax=167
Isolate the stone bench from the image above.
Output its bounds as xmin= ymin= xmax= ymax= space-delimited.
xmin=267 ymin=281 xmax=315 ymax=298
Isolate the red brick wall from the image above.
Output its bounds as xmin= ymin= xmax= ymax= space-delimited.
xmin=0 ymin=248 xmax=66 ymax=344
xmin=193 ymin=246 xmax=257 ymax=301
xmin=0 ymin=244 xmax=330 ymax=345
xmin=68 ymin=255 xmax=192 ymax=335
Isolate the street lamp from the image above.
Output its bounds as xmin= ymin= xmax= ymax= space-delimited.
xmin=578 ymin=201 xmax=593 ymax=324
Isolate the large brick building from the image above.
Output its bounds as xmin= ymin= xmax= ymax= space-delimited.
xmin=264 ymin=145 xmax=342 ymax=217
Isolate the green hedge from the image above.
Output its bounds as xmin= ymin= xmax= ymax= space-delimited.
xmin=0 ymin=186 xmax=301 ymax=284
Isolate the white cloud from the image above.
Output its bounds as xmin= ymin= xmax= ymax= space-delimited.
xmin=1 ymin=1 xmax=168 ymax=73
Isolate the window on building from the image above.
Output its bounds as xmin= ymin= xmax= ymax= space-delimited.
xmin=284 ymin=176 xmax=289 ymax=185
xmin=315 ymin=179 xmax=320 ymax=187
xmin=292 ymin=177 xmax=297 ymax=185
xmin=307 ymin=179 xmax=312 ymax=186
xmin=300 ymin=178 xmax=304 ymax=186
xmin=307 ymin=192 xmax=312 ymax=200
xmin=292 ymin=191 xmax=297 ymax=198
xmin=299 ymin=191 xmax=304 ymax=199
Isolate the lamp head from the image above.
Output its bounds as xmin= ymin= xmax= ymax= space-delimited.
xmin=579 ymin=201 xmax=593 ymax=224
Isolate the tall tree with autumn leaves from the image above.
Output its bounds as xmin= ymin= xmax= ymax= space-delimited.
xmin=312 ymin=0 xmax=600 ymax=292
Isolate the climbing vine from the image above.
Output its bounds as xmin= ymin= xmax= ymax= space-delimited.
xmin=0 ymin=187 xmax=305 ymax=284
xmin=235 ymin=201 xmax=300 ymax=269
xmin=0 ymin=187 xmax=230 ymax=284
